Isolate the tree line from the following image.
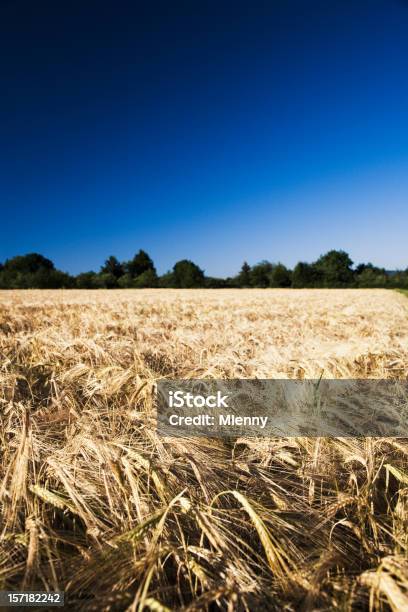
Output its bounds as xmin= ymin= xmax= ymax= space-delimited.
xmin=0 ymin=249 xmax=407 ymax=289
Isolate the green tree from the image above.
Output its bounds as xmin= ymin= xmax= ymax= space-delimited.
xmin=314 ymin=250 xmax=354 ymax=287
xmin=158 ymin=271 xmax=175 ymax=288
xmin=76 ymin=271 xmax=100 ymax=289
xmin=33 ymin=269 xmax=74 ymax=288
xmin=101 ymin=256 xmax=123 ymax=279
xmin=3 ymin=253 xmax=54 ymax=274
xmin=237 ymin=261 xmax=251 ymax=287
xmin=97 ymin=272 xmax=118 ymax=288
xmin=270 ymin=263 xmax=292 ymax=287
xmin=117 ymin=273 xmax=133 ymax=288
xmin=355 ymin=263 xmax=388 ymax=288
xmin=133 ymin=269 xmax=158 ymax=287
xmin=391 ymin=269 xmax=408 ymax=289
xmin=0 ymin=253 xmax=73 ymax=288
xmin=249 ymin=261 xmax=273 ymax=287
xmin=126 ymin=250 xmax=155 ymax=278
xmin=172 ymin=260 xmax=205 ymax=288
xmin=292 ymin=262 xmax=323 ymax=288
xmin=205 ymin=276 xmax=229 ymax=288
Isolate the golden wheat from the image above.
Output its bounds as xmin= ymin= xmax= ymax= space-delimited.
xmin=1 ymin=288 xmax=408 ymax=610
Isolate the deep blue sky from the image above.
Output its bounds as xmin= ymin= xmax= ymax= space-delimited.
xmin=1 ymin=0 xmax=407 ymax=276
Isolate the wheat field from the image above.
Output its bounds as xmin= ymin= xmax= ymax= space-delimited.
xmin=1 ymin=289 xmax=408 ymax=610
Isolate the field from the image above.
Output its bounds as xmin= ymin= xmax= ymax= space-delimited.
xmin=1 ymin=288 xmax=408 ymax=610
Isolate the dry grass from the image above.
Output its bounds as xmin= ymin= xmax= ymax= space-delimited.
xmin=1 ymin=288 xmax=408 ymax=610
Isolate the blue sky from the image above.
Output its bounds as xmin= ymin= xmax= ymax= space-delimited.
xmin=1 ymin=0 xmax=407 ymax=275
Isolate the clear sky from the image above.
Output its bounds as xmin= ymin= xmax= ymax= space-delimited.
xmin=1 ymin=0 xmax=407 ymax=276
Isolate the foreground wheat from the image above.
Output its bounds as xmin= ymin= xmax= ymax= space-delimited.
xmin=1 ymin=289 xmax=408 ymax=611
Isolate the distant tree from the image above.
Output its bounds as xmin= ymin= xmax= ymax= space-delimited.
xmin=2 ymin=249 xmax=406 ymax=291
xmin=391 ymin=269 xmax=408 ymax=289
xmin=126 ymin=250 xmax=155 ymax=278
xmin=4 ymin=253 xmax=54 ymax=274
xmin=205 ymin=276 xmax=229 ymax=288
xmin=34 ymin=269 xmax=74 ymax=288
xmin=225 ymin=276 xmax=240 ymax=288
xmin=116 ymin=269 xmax=159 ymax=288
xmin=117 ymin=273 xmax=133 ymax=288
xmin=314 ymin=250 xmax=354 ymax=287
xmin=133 ymin=269 xmax=158 ymax=288
xmin=76 ymin=271 xmax=100 ymax=289
xmin=172 ymin=260 xmax=205 ymax=288
xmin=355 ymin=262 xmax=385 ymax=276
xmin=291 ymin=262 xmax=323 ymax=288
xmin=101 ymin=256 xmax=123 ymax=279
xmin=354 ymin=263 xmax=388 ymax=288
xmin=355 ymin=263 xmax=371 ymax=275
xmin=237 ymin=261 xmax=251 ymax=287
xmin=97 ymin=272 xmax=118 ymax=288
xmin=0 ymin=253 xmax=74 ymax=288
xmin=158 ymin=271 xmax=175 ymax=288
xmin=249 ymin=261 xmax=273 ymax=287
xmin=270 ymin=263 xmax=292 ymax=287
